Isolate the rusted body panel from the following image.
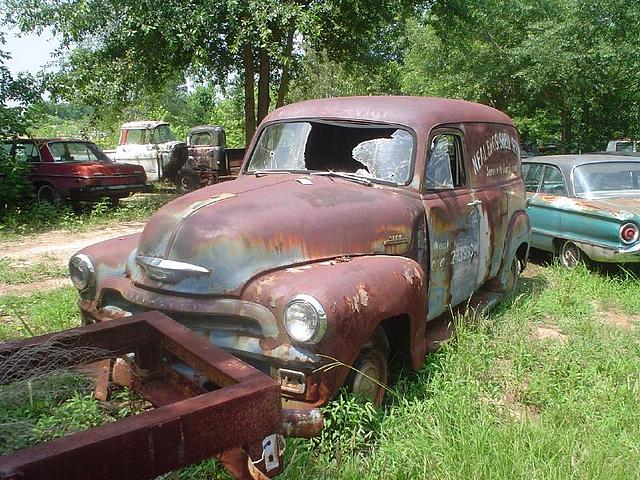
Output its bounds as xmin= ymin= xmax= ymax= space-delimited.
xmin=72 ymin=96 xmax=530 ymax=408
xmin=0 ymin=312 xmax=316 ymax=480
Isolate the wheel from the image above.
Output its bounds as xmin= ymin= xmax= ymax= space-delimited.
xmin=36 ymin=184 xmax=63 ymax=206
xmin=505 ymin=256 xmax=520 ymax=294
xmin=559 ymin=240 xmax=582 ymax=268
xmin=346 ymin=328 xmax=390 ymax=406
xmin=176 ymin=169 xmax=201 ymax=193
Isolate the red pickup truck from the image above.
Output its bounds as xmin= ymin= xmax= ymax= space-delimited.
xmin=2 ymin=138 xmax=149 ymax=205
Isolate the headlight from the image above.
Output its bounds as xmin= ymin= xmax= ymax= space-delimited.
xmin=284 ymin=294 xmax=327 ymax=343
xmin=69 ymin=254 xmax=95 ymax=292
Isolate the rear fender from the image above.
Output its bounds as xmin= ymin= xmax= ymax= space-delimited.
xmin=242 ymin=255 xmax=428 ymax=394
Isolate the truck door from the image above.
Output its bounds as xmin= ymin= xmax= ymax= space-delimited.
xmin=421 ymin=131 xmax=483 ymax=320
xmin=118 ymin=128 xmax=160 ymax=182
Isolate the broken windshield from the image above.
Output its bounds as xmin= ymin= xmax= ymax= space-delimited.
xmin=246 ymin=121 xmax=414 ymax=184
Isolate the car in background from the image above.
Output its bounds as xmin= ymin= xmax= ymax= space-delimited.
xmin=523 ymin=154 xmax=640 ymax=267
xmin=606 ymin=139 xmax=638 ymax=153
xmin=2 ymin=138 xmax=149 ymax=205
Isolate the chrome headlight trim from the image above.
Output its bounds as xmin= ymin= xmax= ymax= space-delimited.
xmin=283 ymin=294 xmax=327 ymax=343
xmin=69 ymin=253 xmax=95 ymax=292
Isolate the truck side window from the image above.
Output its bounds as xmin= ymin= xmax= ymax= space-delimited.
xmin=125 ymin=129 xmax=146 ymax=145
xmin=425 ymin=134 xmax=465 ymax=190
xmin=522 ymin=163 xmax=543 ymax=192
xmin=540 ymin=165 xmax=567 ymax=196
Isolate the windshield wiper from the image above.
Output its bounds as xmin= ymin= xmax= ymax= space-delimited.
xmin=253 ymin=170 xmax=293 ymax=177
xmin=310 ymin=171 xmax=372 ymax=186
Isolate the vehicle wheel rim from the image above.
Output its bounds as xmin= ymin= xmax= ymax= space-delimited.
xmin=351 ymin=351 xmax=387 ymax=404
xmin=561 ymin=242 xmax=580 ymax=268
xmin=37 ymin=186 xmax=56 ymax=204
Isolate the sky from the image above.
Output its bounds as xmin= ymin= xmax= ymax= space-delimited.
xmin=2 ymin=28 xmax=59 ymax=76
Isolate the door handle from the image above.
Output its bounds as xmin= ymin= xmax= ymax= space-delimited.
xmin=466 ymin=199 xmax=482 ymax=207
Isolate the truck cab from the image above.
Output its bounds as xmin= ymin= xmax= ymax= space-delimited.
xmin=108 ymin=121 xmax=187 ymax=184
xmin=70 ymin=97 xmax=530 ymax=408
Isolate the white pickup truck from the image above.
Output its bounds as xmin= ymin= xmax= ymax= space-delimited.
xmin=606 ymin=139 xmax=639 ymax=153
xmin=105 ymin=121 xmax=188 ymax=183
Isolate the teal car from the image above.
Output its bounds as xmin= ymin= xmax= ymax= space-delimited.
xmin=523 ymin=154 xmax=640 ymax=267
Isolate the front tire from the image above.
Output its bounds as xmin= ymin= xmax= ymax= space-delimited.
xmin=176 ymin=169 xmax=201 ymax=193
xmin=559 ymin=240 xmax=583 ymax=268
xmin=346 ymin=328 xmax=390 ymax=406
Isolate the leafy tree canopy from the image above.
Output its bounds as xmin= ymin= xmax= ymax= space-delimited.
xmin=403 ymin=0 xmax=640 ymax=151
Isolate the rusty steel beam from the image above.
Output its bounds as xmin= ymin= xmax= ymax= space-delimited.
xmin=0 ymin=311 xmax=283 ymax=480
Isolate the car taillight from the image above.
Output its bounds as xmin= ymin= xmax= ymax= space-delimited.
xmin=620 ymin=223 xmax=639 ymax=244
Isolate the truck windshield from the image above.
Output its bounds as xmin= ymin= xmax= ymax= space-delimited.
xmin=246 ymin=121 xmax=414 ymax=184
xmin=574 ymin=162 xmax=640 ymax=197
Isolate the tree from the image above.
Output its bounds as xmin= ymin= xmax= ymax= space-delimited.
xmin=402 ymin=0 xmax=640 ymax=152
xmin=6 ymin=0 xmax=421 ymax=145
xmin=0 ymin=30 xmax=39 ymax=215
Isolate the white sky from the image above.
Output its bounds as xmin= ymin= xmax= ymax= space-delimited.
xmin=2 ymin=28 xmax=59 ymax=76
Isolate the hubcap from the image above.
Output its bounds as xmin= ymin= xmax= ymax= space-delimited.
xmin=562 ymin=243 xmax=580 ymax=267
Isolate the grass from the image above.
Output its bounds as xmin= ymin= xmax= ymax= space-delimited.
xmin=0 ymin=191 xmax=176 ymax=241
xmin=0 ymin=263 xmax=639 ymax=479
xmin=278 ymin=263 xmax=640 ymax=480
xmin=0 ymin=286 xmax=80 ymax=340
xmin=0 ymin=256 xmax=68 ymax=285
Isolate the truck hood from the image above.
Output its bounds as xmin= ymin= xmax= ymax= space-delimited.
xmin=132 ymin=174 xmax=421 ymax=296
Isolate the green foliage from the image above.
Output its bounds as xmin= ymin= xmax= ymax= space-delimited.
xmin=402 ymin=1 xmax=640 ymax=151
xmin=0 ymin=147 xmax=33 ymax=218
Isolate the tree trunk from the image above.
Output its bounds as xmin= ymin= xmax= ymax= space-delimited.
xmin=242 ymin=43 xmax=256 ymax=146
xmin=560 ymin=106 xmax=573 ymax=153
xmin=257 ymin=47 xmax=270 ymax=124
xmin=276 ymin=27 xmax=295 ymax=108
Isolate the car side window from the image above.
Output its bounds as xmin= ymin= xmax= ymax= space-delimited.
xmin=540 ymin=165 xmax=567 ymax=196
xmin=425 ymin=134 xmax=465 ymax=190
xmin=15 ymin=142 xmax=40 ymax=163
xmin=522 ymin=163 xmax=543 ymax=192
xmin=2 ymin=142 xmax=14 ymax=157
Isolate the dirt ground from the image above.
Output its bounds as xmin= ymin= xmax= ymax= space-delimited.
xmin=0 ymin=222 xmax=146 ymax=296
xmin=0 ymin=222 xmax=146 ymax=267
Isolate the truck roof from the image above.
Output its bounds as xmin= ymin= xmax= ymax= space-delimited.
xmin=264 ymin=96 xmax=514 ymax=130
xmin=121 ymin=120 xmax=169 ymax=129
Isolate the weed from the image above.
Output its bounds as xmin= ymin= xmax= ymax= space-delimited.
xmin=0 ymin=256 xmax=67 ymax=284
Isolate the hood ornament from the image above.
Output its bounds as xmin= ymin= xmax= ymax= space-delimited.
xmin=137 ymin=256 xmax=210 ymax=283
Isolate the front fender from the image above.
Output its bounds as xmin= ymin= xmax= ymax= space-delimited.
xmin=242 ymin=255 xmax=428 ymax=396
xmin=76 ymin=233 xmax=141 ymax=299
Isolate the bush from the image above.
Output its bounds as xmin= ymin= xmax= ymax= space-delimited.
xmin=0 ymin=148 xmax=33 ymax=218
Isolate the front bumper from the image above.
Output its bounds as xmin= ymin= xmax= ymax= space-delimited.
xmin=78 ymin=276 xmax=328 ymax=404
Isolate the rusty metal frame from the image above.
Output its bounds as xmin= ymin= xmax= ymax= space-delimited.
xmin=0 ymin=311 xmax=283 ymax=480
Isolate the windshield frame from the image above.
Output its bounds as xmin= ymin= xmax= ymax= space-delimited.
xmin=243 ymin=118 xmax=418 ymax=187
xmin=571 ymin=160 xmax=640 ymax=198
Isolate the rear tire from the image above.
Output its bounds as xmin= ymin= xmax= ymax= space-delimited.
xmin=36 ymin=184 xmax=63 ymax=206
xmin=559 ymin=240 xmax=583 ymax=268
xmin=346 ymin=327 xmax=390 ymax=406
xmin=176 ymin=169 xmax=201 ymax=193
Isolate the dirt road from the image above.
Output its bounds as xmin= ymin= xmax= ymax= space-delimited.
xmin=0 ymin=222 xmax=146 ymax=267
